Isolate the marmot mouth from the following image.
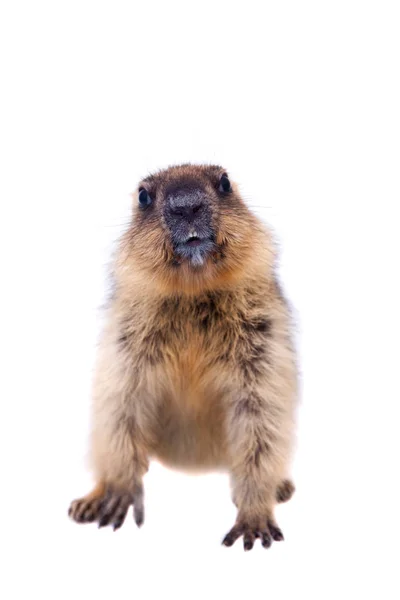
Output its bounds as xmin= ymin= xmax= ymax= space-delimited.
xmin=185 ymin=235 xmax=202 ymax=247
xmin=173 ymin=234 xmax=216 ymax=266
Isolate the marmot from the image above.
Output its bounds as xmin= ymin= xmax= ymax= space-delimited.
xmin=68 ymin=164 xmax=298 ymax=550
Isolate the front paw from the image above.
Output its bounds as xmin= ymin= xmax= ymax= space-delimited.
xmin=222 ymin=513 xmax=284 ymax=551
xmin=68 ymin=482 xmax=144 ymax=530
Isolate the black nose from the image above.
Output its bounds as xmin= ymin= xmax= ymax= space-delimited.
xmin=167 ymin=191 xmax=205 ymax=221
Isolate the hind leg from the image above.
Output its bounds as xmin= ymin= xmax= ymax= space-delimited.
xmin=276 ymin=479 xmax=295 ymax=503
xmin=232 ymin=479 xmax=295 ymax=507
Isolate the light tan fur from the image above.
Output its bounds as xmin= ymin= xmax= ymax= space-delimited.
xmin=69 ymin=164 xmax=298 ymax=548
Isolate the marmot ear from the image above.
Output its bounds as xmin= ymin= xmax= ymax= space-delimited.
xmin=219 ymin=174 xmax=231 ymax=193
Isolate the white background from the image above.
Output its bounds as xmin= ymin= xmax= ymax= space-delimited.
xmin=1 ymin=1 xmax=399 ymax=598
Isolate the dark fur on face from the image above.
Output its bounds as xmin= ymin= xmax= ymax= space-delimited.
xmin=121 ymin=164 xmax=272 ymax=295
xmin=162 ymin=179 xmax=216 ymax=267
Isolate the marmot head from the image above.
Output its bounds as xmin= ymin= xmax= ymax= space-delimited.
xmin=119 ymin=164 xmax=273 ymax=295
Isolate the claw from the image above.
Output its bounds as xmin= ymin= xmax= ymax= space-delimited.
xmin=223 ymin=516 xmax=284 ymax=550
xmin=134 ymin=504 xmax=144 ymax=527
xmin=113 ymin=518 xmax=125 ymax=531
xmin=222 ymin=526 xmax=242 ymax=547
xmin=98 ymin=515 xmax=111 ymax=528
xmin=268 ymin=522 xmax=284 ymax=541
xmin=261 ymin=530 xmax=272 ymax=548
xmin=243 ymin=531 xmax=255 ymax=551
xmin=132 ymin=483 xmax=145 ymax=527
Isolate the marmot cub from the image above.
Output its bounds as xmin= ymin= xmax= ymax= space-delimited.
xmin=69 ymin=164 xmax=298 ymax=550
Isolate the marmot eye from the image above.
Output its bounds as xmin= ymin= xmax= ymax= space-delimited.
xmin=138 ymin=188 xmax=152 ymax=207
xmin=219 ymin=174 xmax=231 ymax=193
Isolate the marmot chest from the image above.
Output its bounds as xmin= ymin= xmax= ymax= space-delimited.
xmin=146 ymin=295 xmax=237 ymax=408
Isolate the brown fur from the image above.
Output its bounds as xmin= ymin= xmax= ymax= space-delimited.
xmin=68 ymin=164 xmax=298 ymax=549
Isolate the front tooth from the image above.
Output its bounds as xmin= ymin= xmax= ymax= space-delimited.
xmin=190 ymin=230 xmax=197 ymax=238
